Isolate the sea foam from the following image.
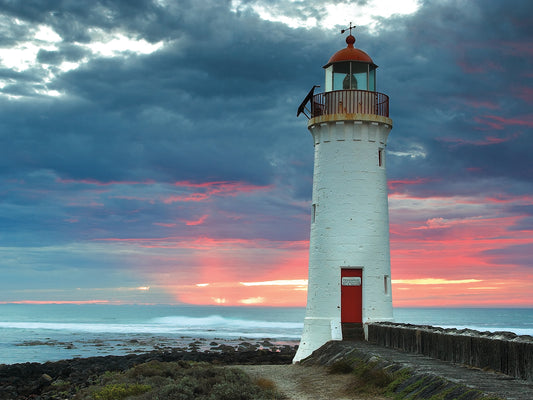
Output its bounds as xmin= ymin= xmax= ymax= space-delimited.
xmin=0 ymin=314 xmax=303 ymax=337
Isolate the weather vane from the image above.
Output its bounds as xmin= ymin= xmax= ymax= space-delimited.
xmin=341 ymin=22 xmax=356 ymax=35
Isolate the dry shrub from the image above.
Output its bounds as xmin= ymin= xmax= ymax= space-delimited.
xmin=92 ymin=383 xmax=151 ymax=400
xmin=344 ymin=360 xmax=394 ymax=396
xmin=328 ymin=360 xmax=354 ymax=374
xmin=253 ymin=377 xmax=277 ymax=391
xmin=73 ymin=361 xmax=285 ymax=400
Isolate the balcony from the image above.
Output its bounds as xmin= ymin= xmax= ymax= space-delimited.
xmin=310 ymin=90 xmax=389 ymax=119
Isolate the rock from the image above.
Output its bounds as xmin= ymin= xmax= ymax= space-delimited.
xmin=238 ymin=342 xmax=256 ymax=351
xmin=0 ymin=345 xmax=297 ymax=399
xmin=215 ymin=344 xmax=236 ymax=352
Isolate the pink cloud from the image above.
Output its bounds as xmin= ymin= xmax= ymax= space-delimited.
xmin=411 ymin=216 xmax=475 ymax=230
xmin=481 ymin=194 xmax=533 ymax=205
xmin=475 ymin=114 xmax=533 ymax=130
xmin=457 ymin=61 xmax=503 ymax=74
xmin=454 ymin=39 xmax=530 ymax=74
xmin=463 ymin=99 xmax=499 ymax=110
xmin=184 ymin=214 xmax=208 ymax=226
xmin=162 ymin=181 xmax=272 ymax=204
xmin=153 ymin=222 xmax=177 ymax=227
xmin=438 ymin=131 xmax=521 ymax=145
xmin=389 ymin=192 xmax=533 ymax=307
xmin=513 ymin=86 xmax=533 ymax=103
xmin=174 ymin=180 xmax=271 ymax=194
xmin=162 ymin=193 xmax=210 ymax=203
xmin=388 ymin=178 xmax=432 ymax=192
xmin=66 ymin=201 xmax=104 ymax=207
xmin=499 ymin=41 xmax=533 ymax=57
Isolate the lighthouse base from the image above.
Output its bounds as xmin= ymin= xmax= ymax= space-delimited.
xmin=342 ymin=323 xmax=365 ymax=341
xmin=293 ymin=317 xmax=342 ymax=363
xmin=293 ymin=316 xmax=395 ymax=363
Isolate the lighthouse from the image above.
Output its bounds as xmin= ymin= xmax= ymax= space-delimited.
xmin=294 ymin=27 xmax=394 ymax=362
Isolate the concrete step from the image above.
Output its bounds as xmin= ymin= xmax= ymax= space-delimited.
xmin=342 ymin=323 xmax=364 ymax=341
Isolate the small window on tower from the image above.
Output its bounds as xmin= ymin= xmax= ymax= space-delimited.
xmin=312 ymin=204 xmax=316 ymax=223
xmin=378 ymin=148 xmax=384 ymax=167
xmin=384 ymin=275 xmax=389 ymax=294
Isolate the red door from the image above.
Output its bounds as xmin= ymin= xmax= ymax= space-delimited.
xmin=341 ymin=268 xmax=362 ymax=323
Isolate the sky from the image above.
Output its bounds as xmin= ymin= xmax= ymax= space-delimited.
xmin=0 ymin=0 xmax=532 ymax=308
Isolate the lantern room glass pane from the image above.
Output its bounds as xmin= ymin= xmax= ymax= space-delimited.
xmin=352 ymin=63 xmax=368 ymax=91
xmin=325 ymin=65 xmax=333 ymax=92
xmin=369 ymin=69 xmax=376 ymax=91
xmin=333 ymin=63 xmax=350 ymax=90
xmin=354 ymin=72 xmax=367 ymax=90
xmin=334 ymin=72 xmax=357 ymax=90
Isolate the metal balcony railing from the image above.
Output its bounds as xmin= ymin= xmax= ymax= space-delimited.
xmin=310 ymin=90 xmax=389 ymax=118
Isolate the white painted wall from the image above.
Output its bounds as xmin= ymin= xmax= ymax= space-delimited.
xmin=293 ymin=116 xmax=394 ymax=363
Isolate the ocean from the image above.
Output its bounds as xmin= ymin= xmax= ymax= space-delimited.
xmin=0 ymin=304 xmax=532 ymax=365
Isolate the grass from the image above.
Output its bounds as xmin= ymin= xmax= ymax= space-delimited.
xmin=349 ymin=361 xmax=395 ymax=395
xmin=92 ymin=383 xmax=152 ymax=400
xmin=328 ymin=359 xmax=355 ymax=374
xmin=385 ymin=368 xmax=412 ymax=396
xmin=328 ymin=356 xmax=505 ymax=400
xmin=328 ymin=357 xmax=399 ymax=396
xmin=39 ymin=360 xmax=286 ymax=400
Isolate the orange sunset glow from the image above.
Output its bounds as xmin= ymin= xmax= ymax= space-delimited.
xmin=152 ymin=189 xmax=532 ymax=308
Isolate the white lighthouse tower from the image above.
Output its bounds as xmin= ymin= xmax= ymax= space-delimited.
xmin=294 ymin=27 xmax=394 ymax=362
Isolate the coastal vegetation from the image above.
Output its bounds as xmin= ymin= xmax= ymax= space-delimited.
xmin=0 ymin=340 xmax=516 ymax=399
xmin=0 ymin=345 xmax=295 ymax=399
xmin=327 ymin=357 xmax=505 ymax=400
xmin=44 ymin=360 xmax=285 ymax=399
xmin=328 ymin=357 xmax=398 ymax=396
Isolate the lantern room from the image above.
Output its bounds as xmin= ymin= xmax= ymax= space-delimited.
xmin=323 ymin=34 xmax=377 ymax=92
xmin=296 ymin=27 xmax=389 ymax=120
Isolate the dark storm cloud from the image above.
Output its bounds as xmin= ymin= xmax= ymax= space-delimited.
xmin=37 ymin=44 xmax=88 ymax=65
xmin=1 ymin=0 xmax=530 ymax=191
xmin=0 ymin=1 xmax=527 ymax=192
xmin=363 ymin=0 xmax=533 ymax=197
xmin=0 ymin=0 xmax=327 ymax=196
xmin=0 ymin=0 xmax=167 ymax=42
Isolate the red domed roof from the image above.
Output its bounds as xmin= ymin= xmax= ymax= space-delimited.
xmin=323 ymin=35 xmax=376 ymax=68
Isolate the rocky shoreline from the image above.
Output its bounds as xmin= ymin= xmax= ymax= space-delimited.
xmin=0 ymin=341 xmax=297 ymax=399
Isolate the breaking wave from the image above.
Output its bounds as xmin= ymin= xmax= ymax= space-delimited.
xmin=0 ymin=314 xmax=303 ymax=338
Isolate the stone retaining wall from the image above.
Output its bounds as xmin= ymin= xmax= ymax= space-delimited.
xmin=367 ymin=322 xmax=533 ymax=381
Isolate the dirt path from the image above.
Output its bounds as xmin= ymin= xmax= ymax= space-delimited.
xmin=235 ymin=364 xmax=388 ymax=400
